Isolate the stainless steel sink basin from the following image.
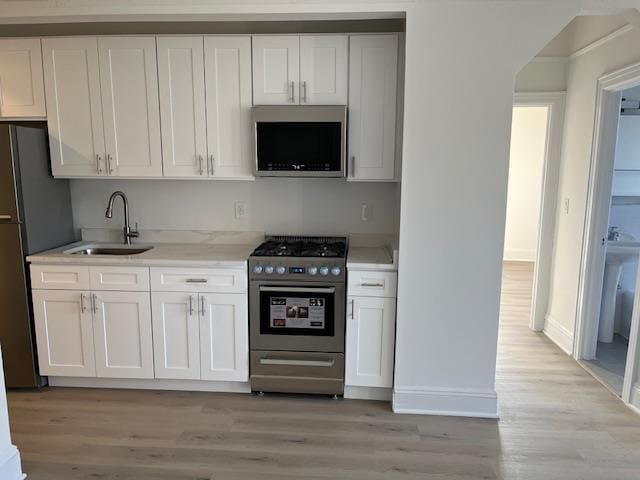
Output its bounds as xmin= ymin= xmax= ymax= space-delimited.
xmin=70 ymin=246 xmax=152 ymax=256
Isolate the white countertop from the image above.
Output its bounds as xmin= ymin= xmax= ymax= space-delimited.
xmin=27 ymin=241 xmax=258 ymax=268
xmin=347 ymin=246 xmax=397 ymax=271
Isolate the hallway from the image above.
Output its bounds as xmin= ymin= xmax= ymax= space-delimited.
xmin=6 ymin=262 xmax=640 ymax=479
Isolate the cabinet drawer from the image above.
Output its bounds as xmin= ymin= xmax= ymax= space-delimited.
xmin=150 ymin=267 xmax=247 ymax=293
xmin=347 ymin=270 xmax=397 ymax=298
xmin=30 ymin=265 xmax=90 ymax=290
xmin=90 ymin=266 xmax=150 ymax=291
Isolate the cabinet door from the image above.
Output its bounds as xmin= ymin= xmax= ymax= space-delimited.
xmin=345 ymin=296 xmax=396 ymax=388
xmin=157 ymin=37 xmax=207 ymax=178
xmin=299 ymin=35 xmax=348 ymax=105
xmin=92 ymin=290 xmax=154 ymax=379
xmin=98 ymin=37 xmax=163 ymax=177
xmin=205 ymin=36 xmax=254 ymax=178
xmin=252 ymin=36 xmax=299 ymax=105
xmin=151 ymin=292 xmax=201 ymax=380
xmin=0 ymin=38 xmax=45 ymax=118
xmin=42 ymin=37 xmax=106 ymax=177
xmin=348 ymin=35 xmax=398 ymax=181
xmin=199 ymin=293 xmax=248 ymax=382
xmin=32 ymin=289 xmax=96 ymax=377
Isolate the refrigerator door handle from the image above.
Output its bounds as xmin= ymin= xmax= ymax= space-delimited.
xmin=0 ymin=215 xmax=12 ymax=221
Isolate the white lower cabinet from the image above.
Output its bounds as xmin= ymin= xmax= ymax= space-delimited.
xmin=152 ymin=292 xmax=201 ymax=380
xmin=32 ymin=289 xmax=96 ymax=377
xmin=92 ymin=290 xmax=154 ymax=379
xmin=199 ymin=293 xmax=248 ymax=382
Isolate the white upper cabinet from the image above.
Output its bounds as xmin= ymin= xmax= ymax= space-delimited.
xmin=98 ymin=36 xmax=163 ymax=177
xmin=42 ymin=37 xmax=106 ymax=177
xmin=92 ymin=290 xmax=154 ymax=379
xmin=348 ymin=35 xmax=398 ymax=181
xmin=252 ymin=35 xmax=348 ymax=106
xmin=299 ymin=36 xmax=348 ymax=105
xmin=205 ymin=36 xmax=254 ymax=178
xmin=252 ymin=35 xmax=300 ymax=105
xmin=157 ymin=37 xmax=207 ymax=178
xmin=0 ymin=38 xmax=45 ymax=118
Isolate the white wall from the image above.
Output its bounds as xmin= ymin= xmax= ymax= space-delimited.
xmin=503 ymin=106 xmax=549 ymax=262
xmin=515 ymin=60 xmax=568 ymax=93
xmin=70 ymin=179 xmax=400 ymax=236
xmin=393 ymin=1 xmax=578 ymax=417
xmin=545 ymin=25 xmax=640 ymax=350
xmin=0 ymin=347 xmax=23 ymax=479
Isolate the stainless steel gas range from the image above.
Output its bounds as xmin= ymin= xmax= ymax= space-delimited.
xmin=248 ymin=236 xmax=347 ymax=396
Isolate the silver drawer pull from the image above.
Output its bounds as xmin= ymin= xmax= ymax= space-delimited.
xmin=360 ymin=282 xmax=384 ymax=288
xmin=260 ymin=358 xmax=335 ymax=368
xmin=185 ymin=278 xmax=208 ymax=283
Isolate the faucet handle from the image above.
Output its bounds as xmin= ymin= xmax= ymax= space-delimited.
xmin=130 ymin=222 xmax=140 ymax=238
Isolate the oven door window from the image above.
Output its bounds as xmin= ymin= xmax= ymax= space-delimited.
xmin=259 ymin=287 xmax=335 ymax=336
xmin=256 ymin=122 xmax=342 ymax=172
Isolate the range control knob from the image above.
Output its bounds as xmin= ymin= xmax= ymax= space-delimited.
xmin=307 ymin=266 xmax=318 ymax=276
xmin=253 ymin=264 xmax=263 ymax=274
xmin=264 ymin=265 xmax=274 ymax=275
xmin=330 ymin=266 xmax=341 ymax=276
xmin=319 ymin=266 xmax=329 ymax=276
xmin=276 ymin=265 xmax=286 ymax=275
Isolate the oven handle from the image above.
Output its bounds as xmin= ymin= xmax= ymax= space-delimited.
xmin=260 ymin=358 xmax=335 ymax=368
xmin=259 ymin=286 xmax=335 ymax=294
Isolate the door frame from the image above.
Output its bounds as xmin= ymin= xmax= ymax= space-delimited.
xmin=574 ymin=61 xmax=640 ymax=404
xmin=512 ymin=92 xmax=566 ymax=332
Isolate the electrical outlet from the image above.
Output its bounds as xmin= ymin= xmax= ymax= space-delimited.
xmin=563 ymin=197 xmax=570 ymax=214
xmin=234 ymin=201 xmax=247 ymax=219
xmin=361 ymin=203 xmax=373 ymax=222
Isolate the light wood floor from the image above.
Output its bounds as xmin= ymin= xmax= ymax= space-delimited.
xmin=7 ymin=262 xmax=640 ymax=479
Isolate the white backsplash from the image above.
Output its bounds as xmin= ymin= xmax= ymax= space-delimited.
xmin=70 ymin=178 xmax=401 ymax=237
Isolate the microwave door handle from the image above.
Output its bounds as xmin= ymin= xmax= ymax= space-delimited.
xmin=259 ymin=286 xmax=335 ymax=294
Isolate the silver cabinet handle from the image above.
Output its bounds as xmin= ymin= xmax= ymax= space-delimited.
xmin=200 ymin=296 xmax=205 ymax=316
xmin=360 ymin=282 xmax=384 ymax=288
xmin=349 ymin=299 xmax=355 ymax=319
xmin=350 ymin=156 xmax=355 ymax=177
xmin=260 ymin=358 xmax=335 ymax=368
xmin=185 ymin=278 xmax=208 ymax=283
xmin=189 ymin=295 xmax=194 ymax=316
xmin=289 ymin=81 xmax=295 ymax=103
xmin=208 ymin=154 xmax=214 ymax=176
xmin=198 ymin=155 xmax=204 ymax=176
xmin=92 ymin=294 xmax=98 ymax=314
xmin=0 ymin=215 xmax=11 ymax=221
xmin=96 ymin=154 xmax=103 ymax=174
xmin=301 ymin=80 xmax=307 ymax=103
xmin=107 ymin=154 xmax=114 ymax=174
xmin=80 ymin=293 xmax=87 ymax=314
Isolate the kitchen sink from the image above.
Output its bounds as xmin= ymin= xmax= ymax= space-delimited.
xmin=69 ymin=246 xmax=153 ymax=256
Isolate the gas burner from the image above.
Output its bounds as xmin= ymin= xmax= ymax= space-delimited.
xmin=251 ymin=236 xmax=347 ymax=259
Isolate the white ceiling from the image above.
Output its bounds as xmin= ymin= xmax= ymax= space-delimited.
xmin=537 ymin=14 xmax=630 ymax=57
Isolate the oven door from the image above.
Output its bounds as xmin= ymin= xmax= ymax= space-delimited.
xmin=250 ymin=282 xmax=345 ymax=353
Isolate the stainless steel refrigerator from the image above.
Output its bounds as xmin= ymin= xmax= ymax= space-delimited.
xmin=0 ymin=124 xmax=75 ymax=388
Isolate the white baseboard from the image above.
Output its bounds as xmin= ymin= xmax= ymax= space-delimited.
xmin=503 ymin=248 xmax=536 ymax=262
xmin=0 ymin=446 xmax=24 ymax=480
xmin=344 ymin=386 xmax=392 ymax=401
xmin=543 ymin=314 xmax=574 ymax=355
xmin=49 ymin=376 xmax=251 ymax=393
xmin=392 ymin=386 xmax=498 ymax=418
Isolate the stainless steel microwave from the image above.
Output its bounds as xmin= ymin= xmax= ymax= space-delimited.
xmin=252 ymin=105 xmax=347 ymax=177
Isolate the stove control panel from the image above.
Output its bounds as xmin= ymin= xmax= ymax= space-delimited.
xmin=250 ymin=259 xmax=345 ymax=281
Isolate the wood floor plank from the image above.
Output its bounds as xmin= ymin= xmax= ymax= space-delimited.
xmin=6 ymin=261 xmax=640 ymax=479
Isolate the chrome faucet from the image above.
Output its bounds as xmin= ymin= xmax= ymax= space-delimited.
xmin=105 ymin=191 xmax=139 ymax=245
